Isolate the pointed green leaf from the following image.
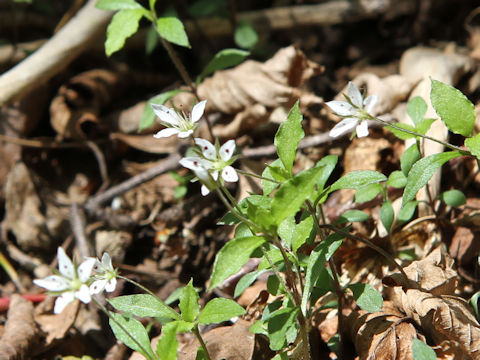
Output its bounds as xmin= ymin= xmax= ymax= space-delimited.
xmin=398 ymin=201 xmax=418 ymax=223
xmin=96 ymin=0 xmax=144 ymax=10
xmin=179 ymin=279 xmax=200 ymax=322
xmin=415 ymin=118 xmax=435 ymax=135
xmin=109 ymin=313 xmax=156 ymax=359
xmin=387 ymin=170 xmax=407 ymax=189
xmin=330 ymin=170 xmax=386 ymax=192
xmin=401 ymin=144 xmax=421 ymax=176
xmin=267 ymin=308 xmax=299 ymax=351
xmin=291 ymin=215 xmax=314 ymax=253
xmin=262 ymin=159 xmax=287 ymax=195
xmin=380 ymin=200 xmax=394 ymax=232
xmin=349 ymin=283 xmax=383 ymax=313
xmin=234 ymin=270 xmax=267 ymax=298
xmin=354 ymin=183 xmax=382 ymax=203
xmin=465 ymin=133 xmax=480 ymax=160
xmin=278 ymin=216 xmax=295 ymax=249
xmin=274 ymin=101 xmax=304 ymax=175
xmin=109 ymin=294 xmax=180 ymax=320
xmin=197 ymin=49 xmax=249 ymax=84
xmin=412 ymin=338 xmax=437 ymax=360
xmin=407 ymin=96 xmax=427 ymax=126
xmin=105 ymin=9 xmax=146 ymax=56
xmin=271 ymin=164 xmax=326 ymax=226
xmin=301 ymin=233 xmax=343 ymax=314
xmin=335 ymin=210 xmax=370 ymax=225
xmin=156 ymin=321 xmax=183 ymax=360
xmin=431 ymin=79 xmax=474 ymax=136
xmin=198 ymin=298 xmax=246 ymax=325
xmin=209 ymin=236 xmax=266 ymax=290
xmin=403 ymin=151 xmax=462 ymax=206
xmin=440 ymin=189 xmax=466 ymax=207
xmin=156 ymin=17 xmax=190 ymax=48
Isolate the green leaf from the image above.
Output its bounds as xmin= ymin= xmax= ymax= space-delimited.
xmin=354 ymin=183 xmax=382 ymax=203
xmin=330 ymin=170 xmax=386 ymax=193
xmin=387 ymin=123 xmax=417 ymax=140
xmin=105 ymin=9 xmax=146 ymax=56
xmin=234 ymin=20 xmax=258 ymax=49
xmin=349 ymin=283 xmax=383 ymax=313
xmin=301 ymin=233 xmax=343 ymax=314
xmin=291 ymin=215 xmax=314 ymax=253
xmin=401 ymin=144 xmax=421 ymax=176
xmin=197 ymin=49 xmax=249 ymax=84
xmin=262 ymin=159 xmax=288 ymax=195
xmin=469 ymin=291 xmax=480 ymax=320
xmin=267 ymin=308 xmax=299 ymax=351
xmin=245 ymin=196 xmax=275 ymax=232
xmin=431 ymin=79 xmax=475 ymax=136
xmin=278 ymin=216 xmax=295 ymax=250
xmin=145 ymin=26 xmax=159 ymax=55
xmin=179 ymin=279 xmax=200 ymax=322
xmin=96 ymin=0 xmax=144 ymax=10
xmin=398 ymin=201 xmax=418 ymax=223
xmin=415 ymin=118 xmax=436 ymax=135
xmin=465 ymin=133 xmax=480 ymax=160
xmin=188 ymin=0 xmax=227 ymax=17
xmin=139 ymin=89 xmax=184 ymax=131
xmin=109 ymin=313 xmax=156 ymax=359
xmin=234 ymin=270 xmax=267 ymax=298
xmin=267 ymin=274 xmax=282 ymax=295
xmin=109 ymin=294 xmax=180 ymax=320
xmin=403 ymin=151 xmax=462 ymax=206
xmin=380 ymin=200 xmax=394 ymax=233
xmin=156 ymin=321 xmax=182 ymax=360
xmin=387 ymin=170 xmax=407 ymax=189
xmin=412 ymin=338 xmax=437 ymax=360
xmin=209 ymin=236 xmax=266 ymax=290
xmin=312 ymin=155 xmax=338 ymax=200
xmin=274 ymin=101 xmax=305 ymax=176
xmin=407 ymin=96 xmax=427 ymax=126
xmin=197 ymin=298 xmax=246 ymax=324
xmin=271 ymin=164 xmax=326 ymax=226
xmin=335 ymin=210 xmax=370 ymax=225
xmin=156 ymin=17 xmax=190 ymax=48
xmin=440 ymin=189 xmax=466 ymax=207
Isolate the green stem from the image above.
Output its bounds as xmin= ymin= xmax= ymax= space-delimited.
xmin=93 ymin=297 xmax=158 ymax=360
xmin=214 ymin=187 xmax=256 ymax=230
xmin=192 ymin=325 xmax=212 ymax=360
xmin=235 ymin=169 xmax=283 ymax=184
xmin=374 ymin=116 xmax=470 ymax=155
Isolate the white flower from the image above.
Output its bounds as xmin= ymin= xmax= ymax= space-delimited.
xmin=179 ymin=138 xmax=238 ymax=196
xmin=152 ymin=100 xmax=207 ymax=139
xmin=89 ymin=253 xmax=118 ymax=295
xmin=33 ymin=247 xmax=96 ymax=314
xmin=326 ymin=82 xmax=377 ymax=138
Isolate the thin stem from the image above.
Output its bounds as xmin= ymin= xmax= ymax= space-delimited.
xmin=235 ymin=169 xmax=283 ymax=184
xmin=93 ymin=297 xmax=157 ymax=360
xmin=118 ymin=275 xmax=159 ymax=299
xmin=214 ymin=187 xmax=256 ymax=229
xmin=272 ymin=237 xmax=311 ymax=360
xmin=192 ymin=325 xmax=212 ymax=360
xmin=374 ymin=116 xmax=470 ymax=155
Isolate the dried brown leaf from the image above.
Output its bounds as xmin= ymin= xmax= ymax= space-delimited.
xmin=0 ymin=294 xmax=40 ymax=360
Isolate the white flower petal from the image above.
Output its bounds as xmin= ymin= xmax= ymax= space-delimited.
xmin=356 ymin=121 xmax=369 ymax=138
xmin=89 ymin=279 xmax=107 ymax=295
xmin=105 ymin=278 xmax=117 ymax=293
xmin=54 ymin=292 xmax=75 ymax=314
xmin=347 ymin=82 xmax=363 ymax=107
xmin=151 ymin=104 xmax=180 ymax=126
xmin=57 ymin=247 xmax=74 ymax=279
xmin=211 ymin=171 xmax=219 ymax=181
xmin=363 ymin=95 xmax=377 ymax=114
xmin=153 ymin=128 xmax=180 ymax=138
xmin=101 ymin=253 xmax=113 ymax=270
xmin=221 ymin=166 xmax=238 ymax=182
xmin=219 ymin=140 xmax=236 ymax=161
xmin=177 ymin=130 xmax=194 ymax=138
xmin=33 ymin=275 xmax=69 ymax=291
xmin=195 ymin=138 xmax=216 ymax=160
xmin=77 ymin=258 xmax=96 ymax=282
xmin=75 ymin=284 xmax=91 ymax=304
xmin=329 ymin=118 xmax=359 ymax=138
xmin=326 ymin=101 xmax=354 ymax=117
xmin=191 ymin=100 xmax=207 ymax=123
xmin=201 ymin=185 xmax=210 ymax=196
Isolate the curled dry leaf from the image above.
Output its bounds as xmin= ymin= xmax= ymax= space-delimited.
xmin=384 ymin=248 xmax=480 ymax=358
xmin=0 ymin=294 xmax=40 ymax=360
xmin=346 ymin=301 xmax=420 ymax=360
xmin=50 ymin=69 xmax=126 ymax=140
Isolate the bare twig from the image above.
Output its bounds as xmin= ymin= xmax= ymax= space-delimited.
xmin=70 ymin=203 xmax=91 ymax=259
xmin=0 ymin=0 xmax=113 ymax=105
xmin=84 ymin=153 xmax=181 ymax=213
